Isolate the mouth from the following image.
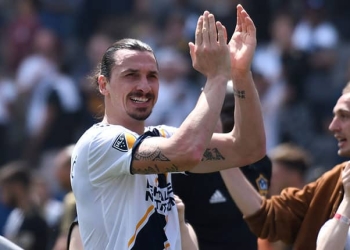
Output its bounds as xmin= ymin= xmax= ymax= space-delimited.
xmin=336 ymin=136 xmax=347 ymax=147
xmin=130 ymin=96 xmax=150 ymax=103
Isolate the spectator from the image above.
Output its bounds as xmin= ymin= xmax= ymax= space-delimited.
xmin=0 ymin=161 xmax=48 ymax=250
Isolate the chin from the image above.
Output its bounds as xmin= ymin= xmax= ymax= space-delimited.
xmin=338 ymin=149 xmax=350 ymax=158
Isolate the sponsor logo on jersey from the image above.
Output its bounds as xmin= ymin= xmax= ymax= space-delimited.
xmin=145 ymin=176 xmax=175 ymax=215
xmin=256 ymin=174 xmax=268 ymax=196
xmin=112 ymin=132 xmax=136 ymax=152
xmin=209 ymin=189 xmax=227 ymax=204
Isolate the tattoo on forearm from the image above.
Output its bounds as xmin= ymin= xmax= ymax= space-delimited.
xmin=233 ymin=89 xmax=245 ymax=99
xmin=201 ymin=148 xmax=225 ymax=161
xmin=132 ymin=164 xmax=179 ymax=174
xmin=133 ymin=147 xmax=170 ymax=161
xmin=132 ymin=146 xmax=179 ymax=174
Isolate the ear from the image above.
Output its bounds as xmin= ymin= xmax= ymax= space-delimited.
xmin=98 ymin=75 xmax=109 ymax=96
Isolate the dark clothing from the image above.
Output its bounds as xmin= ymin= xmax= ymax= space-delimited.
xmin=172 ymin=155 xmax=272 ymax=250
xmin=5 ymin=208 xmax=49 ymax=250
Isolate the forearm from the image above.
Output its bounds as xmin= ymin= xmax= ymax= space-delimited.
xmin=231 ymin=72 xmax=266 ymax=160
xmin=170 ymin=76 xmax=228 ymax=162
xmin=132 ymin=76 xmax=230 ymax=173
xmin=317 ymin=198 xmax=350 ymax=250
xmin=180 ymin=221 xmax=199 ymax=250
xmin=220 ymin=167 xmax=262 ymax=216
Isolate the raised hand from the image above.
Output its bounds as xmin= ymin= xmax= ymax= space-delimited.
xmin=189 ymin=11 xmax=231 ymax=80
xmin=229 ymin=4 xmax=257 ymax=75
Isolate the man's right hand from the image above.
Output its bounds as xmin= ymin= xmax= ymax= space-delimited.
xmin=188 ymin=11 xmax=231 ymax=81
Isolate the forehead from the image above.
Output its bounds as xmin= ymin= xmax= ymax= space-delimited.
xmin=113 ymin=49 xmax=157 ymax=71
xmin=334 ymin=93 xmax=350 ymax=113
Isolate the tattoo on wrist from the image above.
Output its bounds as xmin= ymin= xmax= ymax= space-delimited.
xmin=233 ymin=89 xmax=245 ymax=99
xmin=201 ymin=148 xmax=225 ymax=161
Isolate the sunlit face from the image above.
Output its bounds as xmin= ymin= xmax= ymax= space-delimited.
xmin=101 ymin=49 xmax=159 ymax=122
xmin=329 ymin=93 xmax=350 ymax=157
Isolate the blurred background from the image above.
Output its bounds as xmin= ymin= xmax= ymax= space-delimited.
xmin=0 ymin=0 xmax=349 ymax=249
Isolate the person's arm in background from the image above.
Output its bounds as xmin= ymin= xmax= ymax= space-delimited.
xmin=220 ymin=167 xmax=263 ymax=216
xmin=317 ymin=162 xmax=350 ymax=250
xmin=175 ymin=195 xmax=199 ymax=250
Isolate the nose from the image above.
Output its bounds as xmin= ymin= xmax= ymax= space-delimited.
xmin=136 ymin=76 xmax=152 ymax=93
xmin=329 ymin=117 xmax=339 ymax=132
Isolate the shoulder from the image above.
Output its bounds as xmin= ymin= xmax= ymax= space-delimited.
xmin=317 ymin=162 xmax=345 ymax=183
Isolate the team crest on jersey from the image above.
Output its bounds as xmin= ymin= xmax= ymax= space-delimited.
xmin=112 ymin=132 xmax=136 ymax=152
xmin=255 ymin=174 xmax=268 ymax=196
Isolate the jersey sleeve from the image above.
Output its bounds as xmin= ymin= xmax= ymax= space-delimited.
xmin=88 ymin=126 xmax=137 ymax=185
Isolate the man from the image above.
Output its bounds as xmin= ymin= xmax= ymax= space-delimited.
xmin=172 ymin=82 xmax=272 ymax=250
xmin=267 ymin=143 xmax=311 ymax=197
xmin=0 ymin=161 xmax=48 ymax=250
xmin=257 ymin=143 xmax=311 ymax=250
xmin=71 ymin=4 xmax=265 ymax=250
xmin=220 ymin=82 xmax=350 ymax=250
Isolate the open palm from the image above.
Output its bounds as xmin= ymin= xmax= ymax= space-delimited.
xmin=229 ymin=5 xmax=257 ymax=75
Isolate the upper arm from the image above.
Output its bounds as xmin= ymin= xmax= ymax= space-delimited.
xmin=87 ymin=129 xmax=135 ymax=184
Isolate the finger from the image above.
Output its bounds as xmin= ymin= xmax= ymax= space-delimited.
xmin=208 ymin=13 xmax=217 ymax=44
xmin=188 ymin=42 xmax=195 ymax=58
xmin=241 ymin=9 xmax=248 ymax=33
xmin=216 ymin=21 xmax=227 ymax=45
xmin=245 ymin=15 xmax=256 ymax=38
xmin=202 ymin=11 xmax=210 ymax=46
xmin=235 ymin=4 xmax=243 ymax=32
xmin=195 ymin=15 xmax=204 ymax=45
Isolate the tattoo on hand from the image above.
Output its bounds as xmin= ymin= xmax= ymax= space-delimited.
xmin=201 ymin=148 xmax=225 ymax=161
xmin=233 ymin=89 xmax=245 ymax=99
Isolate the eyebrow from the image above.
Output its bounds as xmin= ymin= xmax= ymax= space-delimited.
xmin=122 ymin=69 xmax=158 ymax=75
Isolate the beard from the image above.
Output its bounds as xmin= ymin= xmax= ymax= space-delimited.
xmin=128 ymin=108 xmax=152 ymax=121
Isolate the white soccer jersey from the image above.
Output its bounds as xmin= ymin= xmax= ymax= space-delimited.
xmin=71 ymin=123 xmax=181 ymax=250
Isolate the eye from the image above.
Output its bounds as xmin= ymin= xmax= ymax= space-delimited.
xmin=148 ymin=73 xmax=158 ymax=79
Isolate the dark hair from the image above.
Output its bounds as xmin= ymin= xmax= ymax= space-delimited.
xmin=91 ymin=38 xmax=156 ymax=88
xmin=0 ymin=161 xmax=31 ymax=188
xmin=269 ymin=143 xmax=311 ymax=175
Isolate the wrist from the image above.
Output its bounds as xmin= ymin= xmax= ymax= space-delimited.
xmin=231 ymin=70 xmax=252 ymax=81
xmin=334 ymin=213 xmax=350 ymax=226
xmin=206 ymin=74 xmax=231 ymax=85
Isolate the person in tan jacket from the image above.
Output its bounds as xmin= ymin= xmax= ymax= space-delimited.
xmin=221 ymin=82 xmax=350 ymax=250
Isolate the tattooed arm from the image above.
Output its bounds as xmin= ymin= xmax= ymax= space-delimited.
xmin=132 ymin=5 xmax=265 ymax=175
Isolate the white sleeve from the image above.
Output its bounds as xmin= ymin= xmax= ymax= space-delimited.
xmin=88 ymin=127 xmax=137 ymax=186
xmin=317 ymin=219 xmax=332 ymax=245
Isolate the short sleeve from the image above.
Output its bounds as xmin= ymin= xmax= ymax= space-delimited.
xmin=88 ymin=126 xmax=137 ymax=185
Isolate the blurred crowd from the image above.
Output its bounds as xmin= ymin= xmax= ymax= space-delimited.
xmin=1 ymin=0 xmax=350 ymax=249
